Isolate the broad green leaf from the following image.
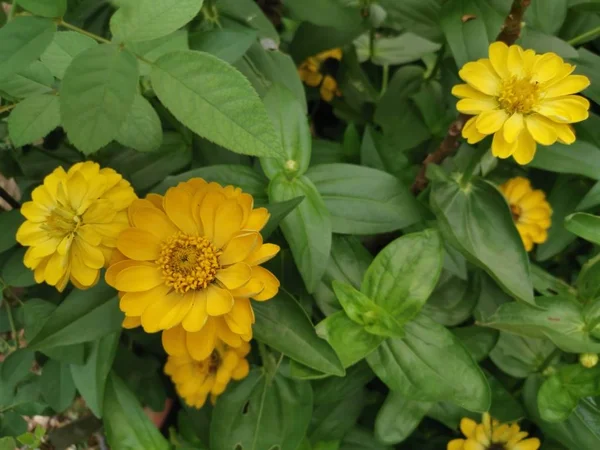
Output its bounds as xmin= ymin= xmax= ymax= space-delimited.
xmin=453 ymin=326 xmax=498 ymax=362
xmin=530 ymin=141 xmax=600 ymax=180
xmin=8 ymin=94 xmax=60 ymax=147
xmin=189 ymin=28 xmax=257 ymax=64
xmin=367 ymin=314 xmax=491 ymax=412
xmin=284 ymin=0 xmax=362 ymax=29
xmin=519 ymin=29 xmax=577 ymax=59
xmin=482 ymin=296 xmax=600 ymax=353
xmin=253 ymin=291 xmax=344 ymax=376
xmin=0 ymin=438 xmax=16 ymax=450
xmin=18 ymin=0 xmax=67 ymax=17
xmin=115 ymin=95 xmax=162 ymax=152
xmin=578 ymin=180 xmax=600 ymax=211
xmin=377 ymin=0 xmax=442 ymax=40
xmin=1 ymin=248 xmax=35 ymax=287
xmin=210 ymin=370 xmax=313 ymax=450
xmin=151 ymin=50 xmax=282 ymax=158
xmin=269 ymin=174 xmax=332 ymax=292
xmin=422 ymin=271 xmax=479 ymax=326
xmin=262 ymin=197 xmax=305 ymax=240
xmin=290 ymin=22 xmax=364 ymax=65
xmin=490 ymin=333 xmax=556 ymax=378
xmin=0 ymin=17 xmax=56 ymax=80
xmin=110 ymin=0 xmax=203 ymax=43
xmin=375 ymin=392 xmax=431 ymax=444
xmin=316 ymin=312 xmax=384 ymax=368
xmin=307 ymin=163 xmax=422 ymax=235
xmin=40 ymin=360 xmax=76 ymax=412
xmin=312 ymin=362 xmax=374 ymax=405
xmin=40 ymin=31 xmax=97 ymax=79
xmin=577 ymin=254 xmax=600 ymax=302
xmin=431 ymin=177 xmax=534 ymax=304
xmin=70 ymin=331 xmax=121 ymax=418
xmin=0 ymin=349 xmax=35 ymax=390
xmin=309 ymin=387 xmax=366 ymax=443
xmin=362 ymin=230 xmax=443 ymax=324
xmin=575 ymin=48 xmax=600 ymax=105
xmin=531 ymin=264 xmax=577 ymax=298
xmin=60 ymin=44 xmax=138 ymax=154
xmin=0 ymin=210 xmax=23 ymax=253
xmin=41 ymin=344 xmax=84 ymax=365
xmin=565 ymin=212 xmax=600 ymax=245
xmin=525 ymin=0 xmax=568 ymax=34
xmin=0 ymin=61 xmax=54 ymax=98
xmin=28 ymin=281 xmax=122 ymax=350
xmin=261 ymin=84 xmax=311 ymax=179
xmin=103 ymin=373 xmax=170 ymax=450
xmin=219 ymin=0 xmax=279 ymax=42
xmin=127 ymin=30 xmax=189 ymax=76
xmin=341 ymin=427 xmax=393 ymax=450
xmin=153 ymin=164 xmax=267 ymax=200
xmin=355 ymin=32 xmax=440 ymax=66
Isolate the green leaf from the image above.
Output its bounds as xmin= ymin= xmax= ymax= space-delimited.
xmin=530 ymin=141 xmax=600 ymax=180
xmin=262 ymin=197 xmax=305 ymax=240
xmin=284 ymin=0 xmax=362 ymax=29
xmin=40 ymin=360 xmax=76 ymax=412
xmin=0 ymin=438 xmax=16 ymax=450
xmin=312 ymin=362 xmax=374 ymax=405
xmin=1 ymin=248 xmax=35 ymax=288
xmin=210 ymin=370 xmax=313 ymax=450
xmin=490 ymin=333 xmax=556 ymax=378
xmin=115 ymin=94 xmax=163 ymax=152
xmin=8 ymin=94 xmax=60 ymax=147
xmin=103 ymin=373 xmax=170 ymax=450
xmin=17 ymin=0 xmax=67 ymax=17
xmin=355 ymin=33 xmax=440 ymax=66
xmin=375 ymin=391 xmax=431 ymax=444
xmin=531 ymin=264 xmax=577 ymax=298
xmin=0 ymin=61 xmax=54 ymax=99
xmin=309 ymin=387 xmax=366 ymax=443
xmin=0 ymin=349 xmax=34 ymax=390
xmin=253 ymin=291 xmax=344 ymax=376
xmin=377 ymin=0 xmax=442 ymax=41
xmin=574 ymin=48 xmax=600 ymax=105
xmin=110 ymin=0 xmax=203 ymax=43
xmin=70 ymin=331 xmax=120 ymax=418
xmin=519 ymin=28 xmax=577 ymax=59
xmin=422 ymin=271 xmax=479 ymax=326
xmin=577 ymin=254 xmax=600 ymax=302
xmin=565 ymin=212 xmax=600 ymax=245
xmin=482 ymin=296 xmax=600 ymax=353
xmin=367 ymin=314 xmax=491 ymax=412
xmin=60 ymin=44 xmax=139 ymax=154
xmin=261 ymin=84 xmax=311 ymax=179
xmin=431 ymin=177 xmax=534 ymax=304
xmin=362 ymin=230 xmax=443 ymax=325
xmin=317 ymin=312 xmax=384 ymax=368
xmin=269 ymin=174 xmax=331 ymax=292
xmin=578 ymin=180 xmax=600 ymax=211
xmin=306 ymin=163 xmax=422 ymax=235
xmin=40 ymin=31 xmax=97 ymax=79
xmin=0 ymin=16 xmax=56 ymax=80
xmin=28 ymin=281 xmax=122 ymax=351
xmin=525 ymin=0 xmax=567 ymax=34
xmin=0 ymin=210 xmax=23 ymax=253
xmin=219 ymin=0 xmax=279 ymax=42
xmin=189 ymin=28 xmax=257 ymax=64
xmin=127 ymin=30 xmax=189 ymax=77
xmin=151 ymin=50 xmax=282 ymax=158
xmin=453 ymin=326 xmax=498 ymax=362
xmin=538 ymin=364 xmax=600 ymax=422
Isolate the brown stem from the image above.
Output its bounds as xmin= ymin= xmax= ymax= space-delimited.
xmin=411 ymin=0 xmax=531 ymax=194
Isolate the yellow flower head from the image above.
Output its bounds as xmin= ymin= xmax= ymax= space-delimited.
xmin=448 ymin=413 xmax=540 ymax=450
xmin=298 ymin=48 xmax=343 ymax=102
xmin=106 ymin=178 xmax=280 ymax=359
xmin=165 ymin=340 xmax=250 ymax=408
xmin=499 ymin=177 xmax=552 ymax=252
xmin=453 ymin=42 xmax=590 ymax=165
xmin=16 ymin=162 xmax=136 ymax=291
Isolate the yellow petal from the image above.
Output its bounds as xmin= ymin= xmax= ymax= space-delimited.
xmin=448 ymin=440 xmax=465 ymax=450
xmin=503 ymin=113 xmax=524 ymax=143
xmin=507 ymin=45 xmax=525 ymax=78
xmin=199 ymin=191 xmax=226 ymax=241
xmin=464 ymin=441 xmax=485 ymax=450
xmin=555 ymin=123 xmax=576 ymax=144
xmin=224 ymin=297 xmax=253 ymax=335
xmin=513 ymin=438 xmax=541 ymax=450
xmin=459 ymin=61 xmax=501 ymax=96
xmin=182 ymin=290 xmax=208 ymax=332
xmin=544 ymin=74 xmax=590 ymax=98
xmin=244 ymin=208 xmax=270 ymax=231
xmin=535 ymin=96 xmax=589 ymax=123
xmin=16 ymin=221 xmax=47 ymax=246
xmin=230 ymin=277 xmax=265 ymax=298
xmin=186 ymin=319 xmax=217 ymax=361
xmin=251 ymin=266 xmax=280 ymax=301
xmin=44 ymin=251 xmax=69 ymax=285
xmin=245 ymin=243 xmax=280 ymax=266
xmin=75 ymin=238 xmax=105 ymax=269
xmin=123 ymin=316 xmax=141 ymax=329
xmin=232 ymin=358 xmax=250 ymax=380
xmin=120 ymin=284 xmax=169 ymax=316
xmin=66 ymin=171 xmax=88 ymax=212
xmin=488 ymin=41 xmax=509 ymax=78
xmin=71 ymin=248 xmax=99 ymax=287
xmin=114 ymin=264 xmax=163 ymax=292
xmin=492 ymin=130 xmax=517 ymax=159
xmin=525 ymin=114 xmax=558 ymax=145
xmin=162 ymin=325 xmax=187 ymax=356
xmin=219 ymin=232 xmax=260 ymax=266
xmin=460 ymin=418 xmax=478 ymax=439
xmin=206 ymin=285 xmax=234 ymax=316
xmin=20 ymin=201 xmax=49 ymax=222
xmin=105 ymin=259 xmax=142 ymax=287
xmin=502 ymin=177 xmax=532 ymax=204
xmin=512 ymin=131 xmax=537 ymax=165
xmin=132 ymin=207 xmax=178 ymax=241
xmin=146 ymin=193 xmax=164 ymax=210
xmin=457 ymin=98 xmax=499 ymax=114
xmin=476 ymin=109 xmax=509 ymax=134
xmin=531 ymin=53 xmax=563 ymax=84
xmin=452 ymin=84 xmax=493 ymax=100
xmin=462 ymin=117 xmax=486 ymax=144
xmin=215 ymin=317 xmax=244 ymax=347
xmin=213 ymin=199 xmax=244 ymax=248
xmin=117 ymin=228 xmax=161 ymax=261
xmin=164 ymin=186 xmax=198 ymax=235
xmin=216 ymin=263 xmax=252 ymax=290
xmin=141 ymin=290 xmax=193 ymax=332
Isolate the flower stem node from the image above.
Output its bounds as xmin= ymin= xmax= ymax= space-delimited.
xmin=284 ymin=159 xmax=299 ymax=175
xmin=579 ymin=352 xmax=599 ymax=369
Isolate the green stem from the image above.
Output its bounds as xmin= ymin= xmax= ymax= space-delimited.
xmin=380 ymin=64 xmax=389 ymax=98
xmin=460 ymin=150 xmax=484 ymax=187
xmin=3 ymin=300 xmax=19 ymax=349
xmin=568 ymin=25 xmax=600 ymax=46
xmin=539 ymin=348 xmax=561 ymax=374
xmin=57 ymin=20 xmax=111 ymax=44
xmin=258 ymin=342 xmax=276 ymax=377
xmin=7 ymin=0 xmax=18 ymax=21
xmin=0 ymin=103 xmax=17 ymax=114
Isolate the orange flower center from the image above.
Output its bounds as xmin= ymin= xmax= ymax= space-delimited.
xmin=498 ymin=76 xmax=539 ymax=114
xmin=157 ymin=232 xmax=221 ymax=294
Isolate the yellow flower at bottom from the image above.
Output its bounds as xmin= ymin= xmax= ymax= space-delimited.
xmin=16 ymin=162 xmax=136 ymax=291
xmin=453 ymin=42 xmax=590 ymax=164
xmin=106 ymin=178 xmax=280 ymax=358
xmin=499 ymin=177 xmax=552 ymax=252
xmin=165 ymin=340 xmax=251 ymax=408
xmin=448 ymin=413 xmax=540 ymax=450
xmin=298 ymin=48 xmax=342 ymax=102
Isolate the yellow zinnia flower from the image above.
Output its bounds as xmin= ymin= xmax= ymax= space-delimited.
xmin=105 ymin=179 xmax=280 ymax=357
xmin=298 ymin=48 xmax=343 ymax=102
xmin=448 ymin=413 xmax=540 ymax=450
xmin=16 ymin=162 xmax=136 ymax=291
xmin=165 ymin=340 xmax=250 ymax=409
xmin=453 ymin=42 xmax=590 ymax=164
xmin=499 ymin=177 xmax=552 ymax=252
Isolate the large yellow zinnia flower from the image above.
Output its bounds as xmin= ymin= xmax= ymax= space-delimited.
xmin=164 ymin=340 xmax=250 ymax=408
xmin=106 ymin=179 xmax=280 ymax=355
xmin=298 ymin=48 xmax=342 ymax=102
xmin=448 ymin=413 xmax=540 ymax=450
xmin=499 ymin=177 xmax=552 ymax=252
xmin=453 ymin=42 xmax=590 ymax=164
xmin=16 ymin=162 xmax=136 ymax=291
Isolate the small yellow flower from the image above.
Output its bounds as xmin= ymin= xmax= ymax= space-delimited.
xmin=106 ymin=179 xmax=280 ymax=360
xmin=16 ymin=162 xmax=136 ymax=291
xmin=499 ymin=177 xmax=552 ymax=252
xmin=448 ymin=413 xmax=540 ymax=450
xmin=165 ymin=340 xmax=250 ymax=408
xmin=453 ymin=42 xmax=590 ymax=165
xmin=298 ymin=48 xmax=342 ymax=102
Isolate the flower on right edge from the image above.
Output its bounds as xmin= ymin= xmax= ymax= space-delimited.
xmin=499 ymin=177 xmax=552 ymax=252
xmin=452 ymin=42 xmax=590 ymax=165
xmin=448 ymin=413 xmax=540 ymax=450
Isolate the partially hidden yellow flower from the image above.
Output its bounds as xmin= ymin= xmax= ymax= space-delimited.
xmin=16 ymin=162 xmax=136 ymax=291
xmin=499 ymin=177 xmax=551 ymax=252
xmin=298 ymin=48 xmax=342 ymax=102
xmin=164 ymin=340 xmax=250 ymax=408
xmin=105 ymin=178 xmax=281 ymax=360
xmin=448 ymin=413 xmax=540 ymax=450
xmin=453 ymin=42 xmax=590 ymax=165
